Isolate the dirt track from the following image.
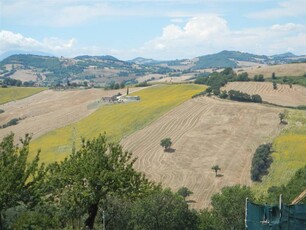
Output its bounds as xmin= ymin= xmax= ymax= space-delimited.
xmin=223 ymin=82 xmax=306 ymax=106
xmin=121 ymin=97 xmax=282 ymax=209
xmin=0 ymin=88 xmax=140 ymax=142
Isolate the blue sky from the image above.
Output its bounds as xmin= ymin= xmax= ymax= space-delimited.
xmin=0 ymin=0 xmax=306 ymax=60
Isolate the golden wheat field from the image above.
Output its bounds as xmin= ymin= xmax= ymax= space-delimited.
xmin=121 ymin=96 xmax=283 ymax=209
xmin=237 ymin=63 xmax=306 ymax=78
xmin=223 ymin=82 xmax=306 ymax=106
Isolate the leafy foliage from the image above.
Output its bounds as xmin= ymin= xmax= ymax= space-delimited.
xmin=177 ymin=187 xmax=193 ymax=199
xmin=160 ymin=138 xmax=172 ymax=151
xmin=267 ymin=165 xmax=306 ymax=204
xmin=44 ymin=134 xmax=154 ymax=229
xmin=228 ymin=90 xmax=262 ymax=103
xmin=199 ymin=185 xmax=254 ymax=230
xmin=131 ymin=189 xmax=199 ymax=229
xmin=251 ymin=143 xmax=273 ymax=182
xmin=0 ymin=118 xmax=21 ymax=129
xmin=211 ymin=165 xmax=221 ymax=176
xmin=0 ymin=133 xmax=45 ymax=229
xmin=253 ymin=74 xmax=265 ymax=82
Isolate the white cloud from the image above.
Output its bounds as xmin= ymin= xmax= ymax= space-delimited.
xmin=0 ymin=30 xmax=77 ymax=55
xmin=135 ymin=16 xmax=306 ymax=59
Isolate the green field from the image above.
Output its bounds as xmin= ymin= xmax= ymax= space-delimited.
xmin=253 ymin=109 xmax=306 ymax=195
xmin=29 ymin=84 xmax=206 ymax=163
xmin=0 ymin=87 xmax=46 ymax=104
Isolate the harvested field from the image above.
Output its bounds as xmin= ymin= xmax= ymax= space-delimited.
xmin=223 ymin=82 xmax=306 ymax=106
xmin=0 ymin=88 xmax=141 ymax=142
xmin=28 ymin=84 xmax=205 ymax=163
xmin=121 ymin=97 xmax=282 ymax=209
xmin=236 ymin=63 xmax=306 ymax=78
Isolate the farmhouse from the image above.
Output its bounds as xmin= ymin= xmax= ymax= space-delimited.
xmin=102 ymin=93 xmax=122 ymax=103
xmin=118 ymin=95 xmax=140 ymax=103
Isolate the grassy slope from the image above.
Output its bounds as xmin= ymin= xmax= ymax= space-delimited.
xmin=253 ymin=110 xmax=306 ymax=195
xmin=30 ymin=84 xmax=206 ymax=163
xmin=0 ymin=87 xmax=46 ymax=105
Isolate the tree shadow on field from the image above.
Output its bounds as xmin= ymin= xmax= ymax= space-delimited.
xmin=165 ymin=148 xmax=176 ymax=153
xmin=216 ymin=174 xmax=224 ymax=177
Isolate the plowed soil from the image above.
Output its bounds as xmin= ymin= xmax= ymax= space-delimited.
xmin=121 ymin=97 xmax=282 ymax=209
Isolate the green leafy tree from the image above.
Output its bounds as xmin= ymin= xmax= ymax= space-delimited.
xmin=250 ymin=143 xmax=273 ymax=181
xmin=44 ymin=134 xmax=154 ymax=229
xmin=131 ymin=189 xmax=199 ymax=229
xmin=198 ymin=209 xmax=218 ymax=230
xmin=211 ymin=165 xmax=221 ymax=176
xmin=160 ymin=138 xmax=172 ymax=151
xmin=211 ymin=185 xmax=254 ymax=230
xmin=177 ymin=187 xmax=193 ymax=200
xmin=272 ymin=72 xmax=276 ymax=79
xmin=0 ymin=133 xmax=45 ymax=229
xmin=279 ymin=112 xmax=285 ymax=124
xmin=267 ymin=165 xmax=306 ymax=204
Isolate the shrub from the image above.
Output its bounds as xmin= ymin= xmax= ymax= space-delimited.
xmin=251 ymin=143 xmax=273 ymax=181
xmin=1 ymin=118 xmax=20 ymax=129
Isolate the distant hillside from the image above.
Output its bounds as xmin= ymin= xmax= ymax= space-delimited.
xmin=0 ymin=50 xmax=54 ymax=61
xmin=192 ymin=50 xmax=268 ymax=69
xmin=192 ymin=50 xmax=306 ymax=69
xmin=0 ymin=54 xmax=174 ymax=87
xmin=128 ymin=57 xmax=159 ymax=65
xmin=74 ymin=55 xmax=119 ymax=61
xmin=1 ymin=50 xmax=305 ymax=87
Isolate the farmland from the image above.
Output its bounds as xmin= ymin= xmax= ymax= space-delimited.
xmin=253 ymin=109 xmax=306 ymax=195
xmin=121 ymin=96 xmax=282 ymax=209
xmin=0 ymin=87 xmax=46 ymax=104
xmin=28 ymin=84 xmax=205 ymax=163
xmin=0 ymin=88 xmax=144 ymax=142
xmin=236 ymin=63 xmax=306 ymax=78
xmin=223 ymin=82 xmax=306 ymax=106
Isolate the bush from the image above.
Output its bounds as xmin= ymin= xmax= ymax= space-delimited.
xmin=135 ymin=81 xmax=151 ymax=87
xmin=0 ymin=109 xmax=4 ymax=114
xmin=0 ymin=118 xmax=20 ymax=129
xmin=251 ymin=143 xmax=273 ymax=181
xmin=254 ymin=74 xmax=265 ymax=82
xmin=228 ymin=90 xmax=262 ymax=103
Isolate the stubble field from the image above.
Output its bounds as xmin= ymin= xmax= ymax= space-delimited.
xmin=121 ymin=96 xmax=282 ymax=208
xmin=223 ymin=82 xmax=306 ymax=106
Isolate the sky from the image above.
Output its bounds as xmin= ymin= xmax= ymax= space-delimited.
xmin=0 ymin=0 xmax=306 ymax=60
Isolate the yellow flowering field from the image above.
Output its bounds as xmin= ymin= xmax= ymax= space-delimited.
xmin=29 ymin=84 xmax=206 ymax=163
xmin=253 ymin=110 xmax=306 ymax=194
xmin=0 ymin=87 xmax=46 ymax=104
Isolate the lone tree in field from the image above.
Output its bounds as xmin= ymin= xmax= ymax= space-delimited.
xmin=177 ymin=187 xmax=193 ymax=200
xmin=272 ymin=72 xmax=276 ymax=79
xmin=273 ymin=82 xmax=277 ymax=90
xmin=279 ymin=112 xmax=285 ymax=124
xmin=211 ymin=165 xmax=221 ymax=176
xmin=160 ymin=138 xmax=172 ymax=151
